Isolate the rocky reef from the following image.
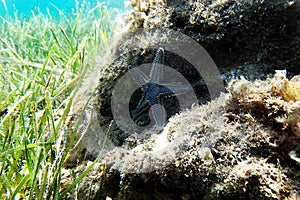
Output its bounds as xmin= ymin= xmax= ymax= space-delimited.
xmin=88 ymin=0 xmax=300 ymax=147
xmin=66 ymin=71 xmax=300 ymax=199
xmin=129 ymin=0 xmax=300 ymax=76
xmin=62 ymin=0 xmax=300 ymax=199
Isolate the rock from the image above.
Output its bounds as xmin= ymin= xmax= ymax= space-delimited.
xmin=128 ymin=0 xmax=300 ymax=76
xmin=92 ymin=0 xmax=300 ymax=147
xmin=62 ymin=0 xmax=300 ymax=199
xmin=79 ymin=71 xmax=300 ymax=199
xmin=65 ymin=0 xmax=300 ymax=163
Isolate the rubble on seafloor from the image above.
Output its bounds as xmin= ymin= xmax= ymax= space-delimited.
xmin=61 ymin=71 xmax=300 ymax=199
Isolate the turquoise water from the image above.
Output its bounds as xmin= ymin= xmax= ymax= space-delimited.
xmin=0 ymin=0 xmax=125 ymax=17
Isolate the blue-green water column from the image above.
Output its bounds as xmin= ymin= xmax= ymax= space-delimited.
xmin=0 ymin=0 xmax=124 ymax=17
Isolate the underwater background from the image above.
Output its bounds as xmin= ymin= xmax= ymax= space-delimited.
xmin=0 ymin=0 xmax=125 ymax=17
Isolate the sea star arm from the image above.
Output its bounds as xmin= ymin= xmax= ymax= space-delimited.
xmin=128 ymin=65 xmax=148 ymax=86
xmin=162 ymin=83 xmax=192 ymax=95
xmin=150 ymin=48 xmax=164 ymax=84
xmin=151 ymin=104 xmax=166 ymax=128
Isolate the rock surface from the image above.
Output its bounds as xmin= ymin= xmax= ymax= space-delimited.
xmin=90 ymin=0 xmax=300 ymax=147
xmin=69 ymin=71 xmax=300 ymax=199
xmin=62 ymin=0 xmax=300 ymax=199
xmin=129 ymin=0 xmax=300 ymax=76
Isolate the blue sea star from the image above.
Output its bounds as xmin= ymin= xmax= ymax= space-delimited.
xmin=128 ymin=48 xmax=191 ymax=128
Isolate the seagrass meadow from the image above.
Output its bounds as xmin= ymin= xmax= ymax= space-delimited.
xmin=0 ymin=1 xmax=121 ymax=198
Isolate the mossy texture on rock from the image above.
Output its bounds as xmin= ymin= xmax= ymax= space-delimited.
xmin=92 ymin=0 xmax=300 ymax=148
xmin=73 ymin=0 xmax=300 ymax=155
xmin=129 ymin=0 xmax=300 ymax=75
xmin=63 ymin=72 xmax=300 ymax=199
xmin=62 ymin=0 xmax=300 ymax=199
xmin=95 ymin=29 xmax=218 ymax=146
xmin=94 ymin=71 xmax=299 ymax=199
xmin=229 ymin=70 xmax=300 ymax=137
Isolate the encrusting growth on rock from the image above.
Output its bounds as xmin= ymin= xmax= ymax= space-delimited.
xmin=61 ymin=0 xmax=300 ymax=198
xmin=68 ymin=71 xmax=300 ymax=199
xmin=229 ymin=70 xmax=300 ymax=137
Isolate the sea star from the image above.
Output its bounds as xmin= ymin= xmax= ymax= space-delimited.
xmin=128 ymin=48 xmax=191 ymax=128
